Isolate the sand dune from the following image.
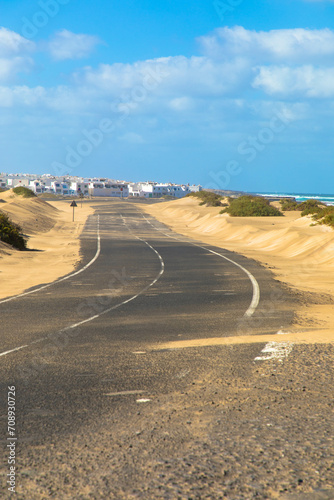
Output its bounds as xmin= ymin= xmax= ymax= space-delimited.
xmin=143 ymin=197 xmax=334 ymax=341
xmin=0 ymin=190 xmax=58 ymax=236
xmin=0 ymin=191 xmax=94 ymax=299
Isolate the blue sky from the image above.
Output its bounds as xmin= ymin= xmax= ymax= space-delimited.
xmin=1 ymin=0 xmax=334 ymax=192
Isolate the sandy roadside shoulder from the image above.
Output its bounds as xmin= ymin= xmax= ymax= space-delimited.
xmin=142 ymin=197 xmax=334 ymax=344
xmin=0 ymin=195 xmax=95 ymax=300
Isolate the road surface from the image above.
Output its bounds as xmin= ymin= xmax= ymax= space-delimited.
xmin=1 ymin=200 xmax=333 ymax=499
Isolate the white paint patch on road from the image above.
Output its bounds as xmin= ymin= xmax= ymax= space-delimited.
xmin=0 ymin=215 xmax=101 ymax=305
xmin=254 ymin=330 xmax=293 ymax=362
xmin=175 ymin=369 xmax=191 ymax=379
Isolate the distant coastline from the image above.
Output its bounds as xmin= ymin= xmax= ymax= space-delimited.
xmin=256 ymin=192 xmax=334 ymax=206
xmin=207 ymin=189 xmax=334 ymax=206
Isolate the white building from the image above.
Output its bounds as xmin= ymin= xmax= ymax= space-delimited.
xmin=188 ymin=185 xmax=202 ymax=193
xmin=88 ymin=182 xmax=129 ymax=197
xmin=136 ymin=182 xmax=191 ymax=198
xmin=50 ymin=181 xmax=71 ymax=195
xmin=7 ymin=178 xmax=30 ymax=188
xmin=168 ymin=185 xmax=191 ymax=197
xmin=71 ymin=182 xmax=89 ymax=196
xmin=0 ymin=172 xmax=195 ymax=199
xmin=29 ymin=180 xmax=46 ymax=194
xmin=128 ymin=183 xmax=143 ymax=197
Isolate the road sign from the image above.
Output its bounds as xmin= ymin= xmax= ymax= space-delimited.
xmin=70 ymin=200 xmax=77 ymax=221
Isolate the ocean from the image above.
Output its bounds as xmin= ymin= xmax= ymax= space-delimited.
xmin=256 ymin=192 xmax=334 ymax=206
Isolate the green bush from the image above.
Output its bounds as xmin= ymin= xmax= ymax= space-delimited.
xmin=300 ymin=199 xmax=325 ymax=217
xmin=12 ymin=186 xmax=36 ymax=198
xmin=311 ymin=206 xmax=334 ymax=228
xmin=0 ymin=213 xmax=27 ymax=250
xmin=186 ymin=190 xmax=225 ymax=207
xmin=280 ymin=198 xmax=299 ymax=211
xmin=221 ymin=195 xmax=283 ymax=217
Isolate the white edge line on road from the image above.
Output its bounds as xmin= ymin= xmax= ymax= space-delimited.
xmin=0 ymin=215 xmax=165 ymax=358
xmin=0 ymin=344 xmax=29 ymax=358
xmin=140 ymin=214 xmax=260 ymax=318
xmin=140 ymin=213 xmax=294 ymax=363
xmin=0 ymin=215 xmax=101 ymax=305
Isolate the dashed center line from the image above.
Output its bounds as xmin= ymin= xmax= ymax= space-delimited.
xmin=0 ymin=214 xmax=165 ymax=359
xmin=136 ymin=213 xmax=295 ymax=363
xmin=139 ymin=213 xmax=260 ymax=318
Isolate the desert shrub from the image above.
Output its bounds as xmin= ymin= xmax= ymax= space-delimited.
xmin=12 ymin=186 xmax=36 ymax=198
xmin=0 ymin=213 xmax=27 ymax=250
xmin=187 ymin=190 xmax=225 ymax=207
xmin=280 ymin=198 xmax=299 ymax=211
xmin=221 ymin=195 xmax=283 ymax=217
xmin=280 ymin=198 xmax=325 ymax=214
xmin=311 ymin=206 xmax=334 ymax=228
xmin=300 ymin=199 xmax=325 ymax=216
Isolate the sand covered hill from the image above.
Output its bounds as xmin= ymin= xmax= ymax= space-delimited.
xmin=0 ymin=190 xmax=94 ymax=299
xmin=143 ymin=197 xmax=334 ymax=342
xmin=0 ymin=189 xmax=58 ymax=239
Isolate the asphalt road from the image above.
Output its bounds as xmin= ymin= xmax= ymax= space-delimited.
xmin=1 ymin=200 xmax=333 ymax=499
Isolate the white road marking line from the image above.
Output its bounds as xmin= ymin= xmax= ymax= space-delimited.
xmin=104 ymin=390 xmax=147 ymax=396
xmin=52 ymin=219 xmax=165 ymax=333
xmin=139 ymin=214 xmax=260 ymax=318
xmin=0 ymin=336 xmax=45 ymax=358
xmin=0 ymin=215 xmax=101 ymax=305
xmin=254 ymin=330 xmax=294 ymax=362
xmin=0 ymin=345 xmax=29 ymax=358
xmin=0 ymin=215 xmax=165 ymax=359
xmin=136 ymin=398 xmax=151 ymax=403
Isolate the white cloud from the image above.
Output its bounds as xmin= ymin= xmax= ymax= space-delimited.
xmin=0 ymin=85 xmax=46 ymax=108
xmin=253 ymin=65 xmax=334 ymax=97
xmin=48 ymin=29 xmax=100 ymax=61
xmin=0 ymin=57 xmax=34 ymax=83
xmin=169 ymin=97 xmax=194 ymax=111
xmin=198 ymin=26 xmax=334 ymax=64
xmin=76 ymin=55 xmax=250 ymax=100
xmin=0 ymin=28 xmax=35 ymax=83
xmin=3 ymin=24 xmax=334 ymax=183
xmin=0 ymin=27 xmax=35 ymax=57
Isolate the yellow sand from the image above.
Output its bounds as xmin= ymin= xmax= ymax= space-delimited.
xmin=143 ymin=197 xmax=334 ymax=344
xmin=0 ymin=191 xmax=94 ymax=299
xmin=151 ymin=331 xmax=334 ymax=350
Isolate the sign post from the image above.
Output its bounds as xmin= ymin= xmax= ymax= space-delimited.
xmin=70 ymin=200 xmax=77 ymax=222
